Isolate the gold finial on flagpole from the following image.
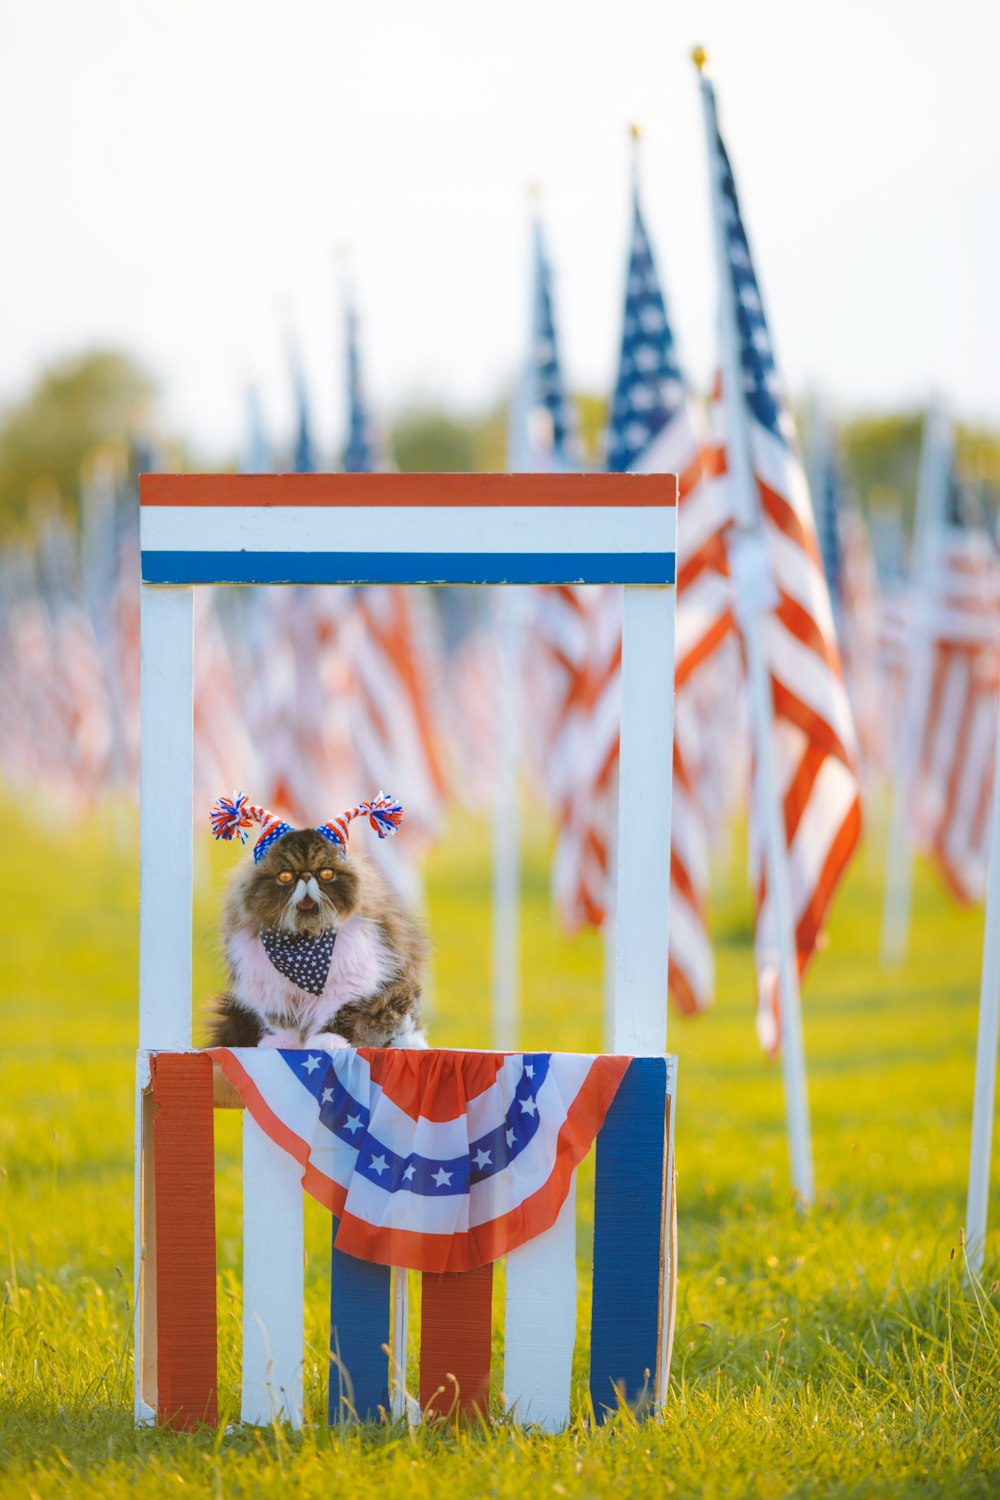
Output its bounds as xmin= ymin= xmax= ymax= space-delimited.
xmin=630 ymin=122 xmax=642 ymax=142
xmin=692 ymin=45 xmax=710 ymax=74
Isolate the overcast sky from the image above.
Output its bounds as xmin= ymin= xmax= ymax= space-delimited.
xmin=2 ymin=0 xmax=998 ymax=464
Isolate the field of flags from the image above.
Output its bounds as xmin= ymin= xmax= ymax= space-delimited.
xmin=1 ymin=60 xmax=998 ymax=1219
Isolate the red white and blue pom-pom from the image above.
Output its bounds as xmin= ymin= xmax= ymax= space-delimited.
xmin=317 ymin=792 xmax=404 ymax=857
xmin=210 ymin=791 xmax=257 ymax=844
xmin=211 ymin=791 xmax=293 ymax=862
xmin=362 ymin=792 xmax=404 ymax=839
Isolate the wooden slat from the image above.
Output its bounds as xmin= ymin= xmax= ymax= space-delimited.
xmin=419 ymin=1264 xmax=494 ymax=1420
xmin=589 ymin=1057 xmax=668 ymax=1420
xmin=151 ymin=1051 xmax=217 ymax=1429
xmin=329 ymin=1223 xmax=392 ymax=1423
xmin=241 ymin=1111 xmax=304 ymax=1426
xmin=139 ymin=585 xmax=193 ymax=1050
xmin=615 ymin=587 xmax=676 ymax=1053
xmin=503 ymin=1172 xmax=577 ymax=1431
xmin=390 ymin=1269 xmax=410 ymax=1422
xmin=134 ymin=1056 xmax=156 ymax=1424
xmin=140 ymin=471 xmax=677 ymax=509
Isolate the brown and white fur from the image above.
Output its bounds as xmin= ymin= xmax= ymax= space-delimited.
xmin=206 ymin=828 xmax=428 ymax=1051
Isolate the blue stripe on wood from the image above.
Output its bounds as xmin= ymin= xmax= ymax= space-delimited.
xmin=140 ymin=550 xmax=676 ymax=587
xmin=329 ymin=1218 xmax=392 ymax=1424
xmin=589 ymin=1056 xmax=667 ymax=1419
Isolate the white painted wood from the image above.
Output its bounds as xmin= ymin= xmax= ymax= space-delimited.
xmin=241 ymin=1111 xmax=304 ymax=1427
xmin=492 ymin=588 xmax=522 ymax=1051
xmin=503 ymin=1172 xmax=577 ymax=1431
xmin=389 ymin=1269 xmax=410 ymax=1423
xmin=133 ymin=1052 xmax=156 ymax=1425
xmin=141 ymin=503 xmax=676 ymax=561
xmin=966 ymin=680 xmax=1000 ymax=1280
xmin=881 ymin=407 xmax=954 ymax=964
xmin=139 ymin=585 xmax=194 ymax=1050
xmin=699 ymin=65 xmax=813 ymax=1204
xmin=614 ymin=585 xmax=676 ymax=1055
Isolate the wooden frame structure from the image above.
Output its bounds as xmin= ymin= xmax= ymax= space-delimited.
xmin=134 ymin=471 xmax=678 ymax=1429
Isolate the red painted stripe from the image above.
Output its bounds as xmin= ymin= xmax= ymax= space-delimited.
xmin=151 ymin=1052 xmax=218 ymax=1429
xmin=140 ymin=472 xmax=677 ymax=509
xmin=420 ymin=1262 xmax=494 ymax=1419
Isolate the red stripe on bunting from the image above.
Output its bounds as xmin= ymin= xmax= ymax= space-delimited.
xmin=151 ymin=1052 xmax=218 ymax=1429
xmin=420 ymin=1263 xmax=494 ymax=1419
xmin=361 ymin=1048 xmax=507 ymax=1122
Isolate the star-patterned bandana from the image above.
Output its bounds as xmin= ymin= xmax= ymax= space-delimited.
xmin=259 ymin=927 xmax=337 ymax=996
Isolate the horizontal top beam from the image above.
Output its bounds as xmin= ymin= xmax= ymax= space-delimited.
xmin=139 ymin=472 xmax=678 ymax=588
xmin=140 ymin=472 xmax=677 ymax=509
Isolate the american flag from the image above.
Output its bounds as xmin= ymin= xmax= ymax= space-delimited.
xmin=606 ymin=174 xmax=736 ymax=1013
xmin=810 ymin=413 xmax=888 ymax=779
xmin=912 ymin=478 xmax=1000 ymax=903
xmin=338 ymin=305 xmax=447 ymax=851
xmin=703 ymin=73 xmax=863 ymax=1050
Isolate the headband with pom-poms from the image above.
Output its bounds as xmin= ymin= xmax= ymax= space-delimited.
xmin=210 ymin=792 xmax=293 ymax=863
xmin=317 ymin=792 xmax=404 ymax=858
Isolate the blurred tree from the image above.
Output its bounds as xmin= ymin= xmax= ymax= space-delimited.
xmin=391 ymin=407 xmax=477 ymax=472
xmin=839 ymin=411 xmax=1000 ymax=535
xmin=0 ymin=350 xmax=155 ymax=521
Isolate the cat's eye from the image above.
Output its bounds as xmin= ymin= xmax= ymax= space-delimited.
xmin=277 ymin=870 xmax=294 ymax=885
xmin=318 ymin=868 xmax=335 ymax=881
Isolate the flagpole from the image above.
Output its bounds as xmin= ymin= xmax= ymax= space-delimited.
xmin=881 ymin=404 xmax=953 ymax=964
xmin=967 ymin=678 xmax=1000 ymax=1278
xmin=695 ymin=49 xmax=813 ymax=1205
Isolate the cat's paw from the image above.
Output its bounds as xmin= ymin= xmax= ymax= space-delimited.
xmin=302 ymin=1031 xmax=352 ymax=1052
xmin=387 ymin=1015 xmax=430 ymax=1049
xmin=258 ymin=1028 xmax=301 ymax=1050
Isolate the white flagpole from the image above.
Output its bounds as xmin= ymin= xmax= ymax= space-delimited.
xmin=881 ymin=405 xmax=953 ymax=964
xmin=967 ymin=681 xmax=1000 ymax=1279
xmin=695 ymin=50 xmax=813 ymax=1205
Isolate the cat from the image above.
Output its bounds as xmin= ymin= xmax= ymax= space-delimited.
xmin=205 ymin=823 xmax=429 ymax=1052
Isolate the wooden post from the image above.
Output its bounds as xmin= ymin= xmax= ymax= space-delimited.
xmin=614 ymin=577 xmax=676 ymax=1054
xmin=966 ymin=680 xmax=1000 ymax=1279
xmin=139 ymin=584 xmax=194 ymax=1050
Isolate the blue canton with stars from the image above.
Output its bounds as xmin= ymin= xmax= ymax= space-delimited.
xmin=813 ymin=435 xmax=845 ymax=607
xmin=531 ymin=225 xmax=578 ymax=463
xmin=607 ymin=194 xmax=685 ymax=473
xmin=343 ymin=306 xmax=375 ymax=474
xmin=284 ymin=1050 xmax=549 ymax=1196
xmin=708 ymin=89 xmax=795 ymax=451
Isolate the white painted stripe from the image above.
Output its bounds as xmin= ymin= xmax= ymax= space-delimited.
xmin=241 ymin=1112 xmax=304 ymax=1427
xmin=141 ymin=504 xmax=675 ymax=558
xmin=503 ymin=1173 xmax=577 ymax=1432
xmin=139 ymin=587 xmax=193 ymax=1050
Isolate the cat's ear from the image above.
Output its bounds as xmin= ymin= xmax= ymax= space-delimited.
xmin=316 ymin=792 xmax=403 ymax=857
xmin=210 ymin=792 xmax=292 ymax=863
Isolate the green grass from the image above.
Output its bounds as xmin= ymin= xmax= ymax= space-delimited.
xmin=1 ymin=798 xmax=998 ymax=1498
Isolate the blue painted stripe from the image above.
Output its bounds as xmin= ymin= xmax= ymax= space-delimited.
xmin=589 ymin=1056 xmax=667 ymax=1419
xmin=140 ymin=550 xmax=675 ymax=586
xmin=329 ymin=1218 xmax=392 ymax=1423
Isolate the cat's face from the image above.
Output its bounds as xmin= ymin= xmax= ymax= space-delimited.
xmin=237 ymin=829 xmax=362 ymax=937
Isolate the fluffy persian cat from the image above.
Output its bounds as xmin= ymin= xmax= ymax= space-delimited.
xmin=206 ymin=826 xmax=428 ymax=1051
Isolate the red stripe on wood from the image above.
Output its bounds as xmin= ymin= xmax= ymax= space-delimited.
xmin=419 ymin=1263 xmax=494 ymax=1419
xmin=140 ymin=472 xmax=677 ymax=509
xmin=151 ymin=1051 xmax=218 ymax=1429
